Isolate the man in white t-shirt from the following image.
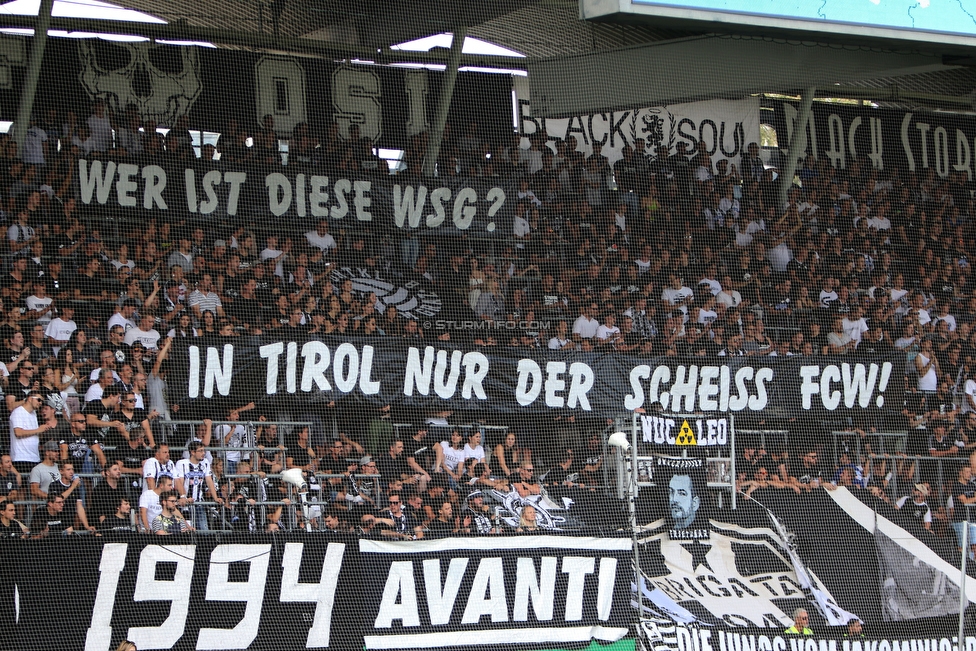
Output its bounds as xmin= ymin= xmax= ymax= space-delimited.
xmin=595 ymin=313 xmax=622 ymax=346
xmin=572 ymin=303 xmax=601 ymax=341
xmin=304 ymin=220 xmax=337 ymax=253
xmin=142 ymin=443 xmax=175 ymax=492
xmin=124 ymin=312 xmax=161 ymax=351
xmin=715 ymin=275 xmax=742 ymax=310
xmin=44 ymin=305 xmax=77 ymax=354
xmin=215 ymin=408 xmax=249 ymax=475
xmin=818 ymin=277 xmax=838 ymax=310
xmin=548 ymin=321 xmax=576 ymax=350
xmin=661 ymin=274 xmax=694 ymax=308
xmin=21 ymin=120 xmax=48 ymax=165
xmin=25 ymin=279 xmax=55 ymax=324
xmin=139 ymin=474 xmax=173 ymax=533
xmin=842 ymin=306 xmax=870 ymax=344
xmin=87 ymin=99 xmax=114 ymax=153
xmin=10 ymin=394 xmax=56 ymax=473
xmin=108 ymin=299 xmax=139 ymax=333
xmin=962 ymin=375 xmax=976 ymax=414
xmin=463 ymin=431 xmax=486 ymax=477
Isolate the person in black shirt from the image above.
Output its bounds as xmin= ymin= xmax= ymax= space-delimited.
xmin=404 ymin=427 xmax=434 ymax=492
xmin=89 ymin=460 xmax=125 ymax=524
xmin=31 ymin=492 xmax=72 ymax=538
xmin=285 ymin=426 xmax=318 ymax=476
xmin=0 ymin=500 xmax=26 ymax=539
xmin=230 ymin=276 xmax=264 ymax=326
xmin=117 ymin=392 xmax=154 ymax=447
xmin=369 ymin=493 xmax=422 ymax=539
xmin=952 ymin=465 xmax=976 ymax=559
xmin=376 ymin=439 xmax=412 ymax=487
xmin=0 ymin=455 xmax=22 ymax=504
xmin=423 ymin=500 xmax=458 ymax=537
xmin=404 ymin=490 xmax=427 ymax=527
xmin=857 ymin=326 xmax=893 ymax=356
xmin=46 ymin=460 xmax=95 ymax=533
xmin=99 ymin=497 xmax=134 ymax=533
xmin=115 ymin=431 xmax=151 ymax=503
xmin=83 ymin=388 xmax=128 ymax=451
xmin=788 ymin=449 xmax=835 ymax=492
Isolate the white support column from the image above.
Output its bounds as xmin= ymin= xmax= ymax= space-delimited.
xmin=11 ymin=0 xmax=55 ymax=151
xmin=422 ymin=29 xmax=466 ymax=177
xmin=777 ymin=85 xmax=816 ymax=209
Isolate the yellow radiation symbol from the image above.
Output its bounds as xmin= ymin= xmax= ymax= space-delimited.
xmin=675 ymin=420 xmax=697 ymax=446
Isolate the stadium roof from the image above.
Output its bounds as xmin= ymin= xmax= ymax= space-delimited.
xmin=0 ymin=0 xmax=975 ymax=114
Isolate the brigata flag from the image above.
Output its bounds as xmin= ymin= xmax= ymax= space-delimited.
xmin=359 ymin=535 xmax=633 ymax=650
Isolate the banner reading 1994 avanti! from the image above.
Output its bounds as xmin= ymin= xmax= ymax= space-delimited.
xmin=171 ymin=338 xmax=904 ymax=418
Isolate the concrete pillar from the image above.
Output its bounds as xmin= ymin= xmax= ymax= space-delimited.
xmin=422 ymin=29 xmax=466 ymax=177
xmin=11 ymin=0 xmax=55 ymax=151
xmin=777 ymin=85 xmax=816 ymax=209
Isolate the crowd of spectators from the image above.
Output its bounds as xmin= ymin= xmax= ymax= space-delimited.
xmin=1 ymin=96 xmax=976 ymax=542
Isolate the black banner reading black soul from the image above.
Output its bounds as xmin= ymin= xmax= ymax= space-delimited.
xmin=171 ymin=338 xmax=905 ymax=419
xmin=1 ymin=534 xmax=631 ymax=651
xmin=76 ymin=159 xmax=515 ymax=237
xmin=769 ymin=99 xmax=976 ymax=178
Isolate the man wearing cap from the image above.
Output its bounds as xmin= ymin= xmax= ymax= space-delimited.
xmin=896 ymin=483 xmax=933 ymax=531
xmin=29 ymin=440 xmax=61 ymax=499
xmin=464 ymin=490 xmax=496 ymax=533
xmin=260 ymin=234 xmax=289 ymax=277
xmin=10 ymin=393 xmax=56 ymax=474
